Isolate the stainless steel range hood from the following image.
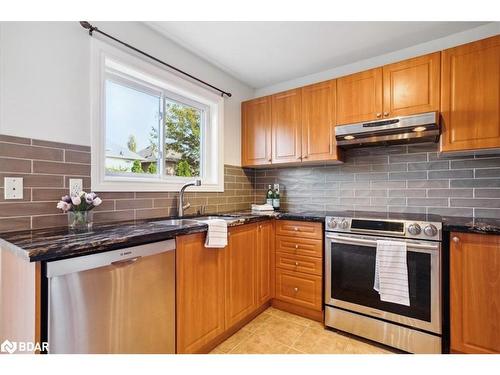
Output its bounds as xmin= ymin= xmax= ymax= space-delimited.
xmin=335 ymin=112 xmax=440 ymax=148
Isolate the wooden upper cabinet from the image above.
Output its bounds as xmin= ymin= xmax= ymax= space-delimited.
xmin=301 ymin=80 xmax=339 ymax=162
xmin=450 ymin=232 xmax=500 ymax=354
xmin=440 ymin=35 xmax=500 ymax=153
xmin=336 ymin=67 xmax=383 ymax=125
xmin=271 ymin=88 xmax=302 ymax=163
xmin=225 ymin=224 xmax=258 ymax=328
xmin=383 ymin=52 xmax=440 ymax=117
xmin=176 ymin=233 xmax=226 ymax=354
xmin=241 ymin=96 xmax=272 ymax=166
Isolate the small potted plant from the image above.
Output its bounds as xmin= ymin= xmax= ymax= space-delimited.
xmin=57 ymin=191 xmax=102 ymax=230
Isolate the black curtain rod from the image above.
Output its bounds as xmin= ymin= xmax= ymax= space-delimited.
xmin=79 ymin=21 xmax=232 ymax=98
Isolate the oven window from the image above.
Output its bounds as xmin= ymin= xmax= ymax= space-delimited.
xmin=331 ymin=242 xmax=431 ymax=322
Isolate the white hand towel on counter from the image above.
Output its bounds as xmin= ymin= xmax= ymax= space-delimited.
xmin=374 ymin=240 xmax=410 ymax=306
xmin=202 ymin=219 xmax=228 ymax=248
xmin=251 ymin=203 xmax=275 ymax=212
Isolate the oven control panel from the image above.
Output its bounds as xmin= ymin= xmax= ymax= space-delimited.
xmin=325 ymin=216 xmax=442 ymax=240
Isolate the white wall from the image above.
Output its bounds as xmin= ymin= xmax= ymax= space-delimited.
xmin=254 ymin=22 xmax=500 ymax=97
xmin=0 ymin=22 xmax=254 ymax=166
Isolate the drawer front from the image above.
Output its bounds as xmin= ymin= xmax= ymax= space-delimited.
xmin=275 ymin=220 xmax=322 ymax=239
xmin=276 ymin=252 xmax=322 ymax=276
xmin=275 ymin=269 xmax=322 ymax=311
xmin=276 ymin=236 xmax=323 ymax=258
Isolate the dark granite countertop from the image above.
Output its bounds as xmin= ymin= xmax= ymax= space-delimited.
xmin=0 ymin=219 xmax=207 ymax=262
xmin=2 ymin=209 xmax=499 ymax=263
xmin=0 ymin=212 xmax=276 ymax=262
xmin=441 ymin=216 xmax=500 ymax=235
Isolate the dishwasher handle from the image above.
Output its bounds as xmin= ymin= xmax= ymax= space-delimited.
xmin=111 ymin=256 xmax=142 ymax=267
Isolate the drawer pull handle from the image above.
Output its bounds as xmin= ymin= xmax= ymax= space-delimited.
xmin=293 ymin=287 xmax=299 ymax=293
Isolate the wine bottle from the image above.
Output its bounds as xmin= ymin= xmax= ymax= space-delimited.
xmin=266 ymin=185 xmax=273 ymax=206
xmin=272 ymin=184 xmax=280 ymax=210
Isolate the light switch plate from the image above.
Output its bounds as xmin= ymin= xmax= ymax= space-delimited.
xmin=4 ymin=177 xmax=23 ymax=200
xmin=69 ymin=178 xmax=83 ymax=196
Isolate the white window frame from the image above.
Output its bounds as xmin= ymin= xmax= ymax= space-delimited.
xmin=90 ymin=39 xmax=224 ymax=192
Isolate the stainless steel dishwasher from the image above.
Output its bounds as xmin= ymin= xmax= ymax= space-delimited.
xmin=46 ymin=239 xmax=175 ymax=354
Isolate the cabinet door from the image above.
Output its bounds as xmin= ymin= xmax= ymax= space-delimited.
xmin=450 ymin=232 xmax=500 ymax=354
xmin=336 ymin=68 xmax=383 ymax=125
xmin=441 ymin=35 xmax=500 ymax=152
xmin=383 ymin=52 xmax=440 ymax=117
xmin=241 ymin=96 xmax=272 ymax=166
xmin=225 ymin=224 xmax=258 ymax=327
xmin=301 ymin=80 xmax=339 ymax=162
xmin=272 ymin=89 xmax=302 ymax=163
xmin=176 ymin=233 xmax=225 ymax=353
xmin=257 ymin=221 xmax=274 ymax=304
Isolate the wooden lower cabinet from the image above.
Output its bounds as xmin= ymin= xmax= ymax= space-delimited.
xmin=225 ymin=224 xmax=258 ymax=327
xmin=450 ymin=232 xmax=500 ymax=354
xmin=176 ymin=232 xmax=226 ymax=354
xmin=176 ymin=221 xmax=274 ymax=353
xmin=257 ymin=220 xmax=275 ymax=304
xmin=274 ymin=220 xmax=323 ymax=320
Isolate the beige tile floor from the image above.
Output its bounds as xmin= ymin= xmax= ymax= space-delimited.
xmin=210 ymin=307 xmax=396 ymax=354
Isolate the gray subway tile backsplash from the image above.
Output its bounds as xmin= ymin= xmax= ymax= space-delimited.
xmin=2 ymin=135 xmax=500 ymax=233
xmin=474 ymin=168 xmax=500 ymax=178
xmin=254 ymin=143 xmax=500 ymax=219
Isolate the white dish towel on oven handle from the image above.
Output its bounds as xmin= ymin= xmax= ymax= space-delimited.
xmin=374 ymin=239 xmax=410 ymax=306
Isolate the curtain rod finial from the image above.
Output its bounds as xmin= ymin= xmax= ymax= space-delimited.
xmin=79 ymin=21 xmax=96 ymax=36
xmin=79 ymin=21 xmax=91 ymax=29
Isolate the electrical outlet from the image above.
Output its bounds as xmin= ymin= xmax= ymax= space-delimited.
xmin=69 ymin=178 xmax=83 ymax=196
xmin=4 ymin=177 xmax=23 ymax=200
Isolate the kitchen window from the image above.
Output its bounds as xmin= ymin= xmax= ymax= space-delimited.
xmin=91 ymin=40 xmax=224 ymax=192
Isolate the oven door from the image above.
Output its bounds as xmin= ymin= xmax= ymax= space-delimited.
xmin=325 ymin=232 xmax=441 ymax=334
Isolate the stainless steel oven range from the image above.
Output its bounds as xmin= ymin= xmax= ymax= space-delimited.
xmin=324 ymin=213 xmax=442 ymax=354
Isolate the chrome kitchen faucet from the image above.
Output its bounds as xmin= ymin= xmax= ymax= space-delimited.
xmin=178 ymin=180 xmax=201 ymax=217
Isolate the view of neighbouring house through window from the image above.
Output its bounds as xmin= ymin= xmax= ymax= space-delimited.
xmin=105 ymin=78 xmax=202 ymax=178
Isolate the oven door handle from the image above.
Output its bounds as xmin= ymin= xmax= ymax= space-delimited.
xmin=326 ymin=234 xmax=440 ymax=251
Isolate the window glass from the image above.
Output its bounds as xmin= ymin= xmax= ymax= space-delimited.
xmin=162 ymin=99 xmax=202 ymax=177
xmin=105 ymin=79 xmax=161 ymax=177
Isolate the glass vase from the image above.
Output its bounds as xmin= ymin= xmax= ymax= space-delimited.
xmin=68 ymin=211 xmax=93 ymax=231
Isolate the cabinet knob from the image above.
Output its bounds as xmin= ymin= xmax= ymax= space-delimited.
xmin=259 ymin=225 xmax=262 ymax=229
xmin=376 ymin=113 xmax=382 ymax=118
xmin=293 ymin=287 xmax=299 ymax=293
xmin=294 ymin=227 xmax=298 ymax=231
xmin=295 ymin=244 xmax=299 ymax=249
xmin=295 ymin=262 xmax=299 ymax=266
xmin=268 ymin=157 xmax=272 ymax=162
xmin=383 ymin=112 xmax=389 ymax=117
xmin=452 ymin=236 xmax=460 ymax=243
xmin=303 ymin=154 xmax=308 ymax=159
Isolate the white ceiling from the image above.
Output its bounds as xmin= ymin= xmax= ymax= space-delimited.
xmin=148 ymin=22 xmax=488 ymax=89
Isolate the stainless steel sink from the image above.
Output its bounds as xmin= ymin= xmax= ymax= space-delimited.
xmin=194 ymin=216 xmax=239 ymax=222
xmin=153 ymin=219 xmax=201 ymax=226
